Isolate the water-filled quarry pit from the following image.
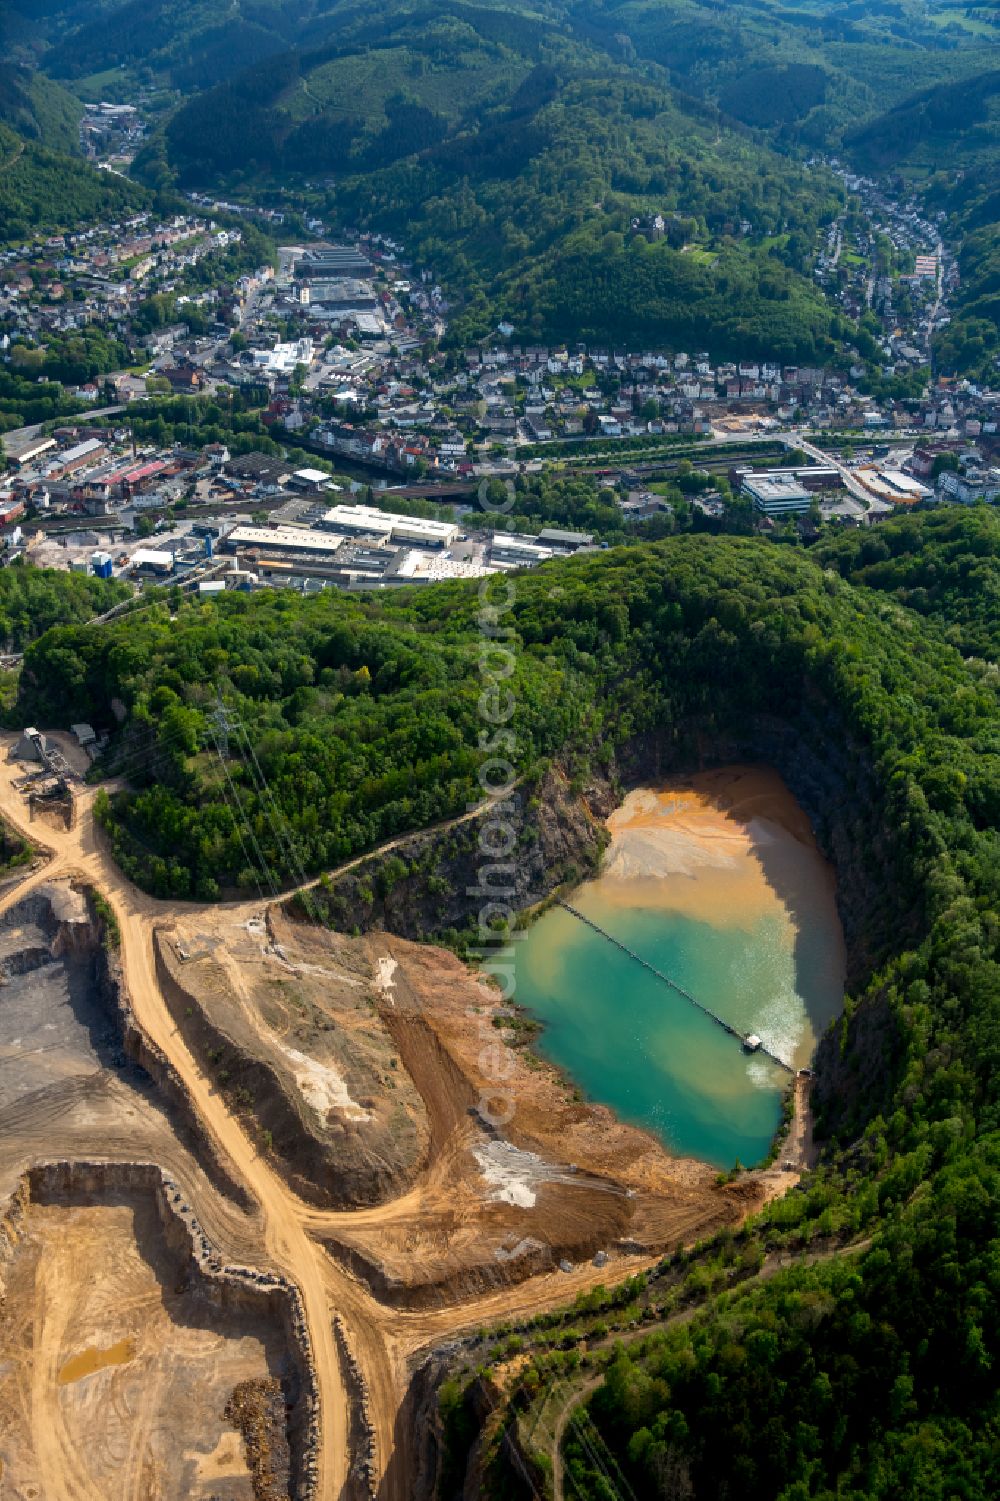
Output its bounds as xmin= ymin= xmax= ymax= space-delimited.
xmin=515 ymin=766 xmax=847 ymax=1169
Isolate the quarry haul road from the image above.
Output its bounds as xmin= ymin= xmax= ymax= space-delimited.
xmin=0 ymin=747 xmax=657 ymax=1500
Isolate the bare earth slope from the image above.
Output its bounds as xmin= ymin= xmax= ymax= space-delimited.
xmin=0 ymin=734 xmax=801 ymax=1499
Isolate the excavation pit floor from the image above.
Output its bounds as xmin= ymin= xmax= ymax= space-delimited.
xmin=0 ymin=1194 xmax=290 ymax=1501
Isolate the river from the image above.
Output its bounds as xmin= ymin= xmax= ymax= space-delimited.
xmin=515 ymin=766 xmax=846 ymax=1169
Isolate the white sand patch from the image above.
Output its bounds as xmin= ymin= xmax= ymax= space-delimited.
xmin=474 ymin=1141 xmax=543 ymax=1207
xmin=278 ymin=1042 xmax=371 ymax=1122
xmin=374 ymin=955 xmax=397 ymax=1003
xmin=473 ymin=1140 xmax=591 ymax=1208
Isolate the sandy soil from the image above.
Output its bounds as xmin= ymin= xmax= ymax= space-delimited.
xmin=600 ymin=765 xmax=839 ymax=928
xmin=0 ymin=740 xmax=823 ymax=1499
xmin=0 ymin=1198 xmax=283 ymax=1501
xmin=156 ymin=908 xmax=429 ymax=1203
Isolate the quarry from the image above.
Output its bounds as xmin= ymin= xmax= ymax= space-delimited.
xmin=0 ymin=732 xmax=813 ymax=1499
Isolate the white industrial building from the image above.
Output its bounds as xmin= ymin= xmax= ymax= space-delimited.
xmin=741 ymin=475 xmax=813 ymax=516
xmin=388 ymin=549 xmax=494 ymax=583
xmin=224 ymin=525 xmax=344 ymax=559
xmin=250 ymin=338 xmax=314 ymax=375
xmin=320 ymin=504 xmax=459 ymax=548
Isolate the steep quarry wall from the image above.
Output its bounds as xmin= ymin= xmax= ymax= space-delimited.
xmin=323 ymin=1231 xmax=558 ymax=1311
xmin=0 ymin=1172 xmax=30 ymax=1310
xmin=333 ymin=1317 xmax=376 ymax=1501
xmin=292 ymin=766 xmax=609 ymax=944
xmin=84 ymin=891 xmax=256 ymax=1214
xmin=297 ymin=699 xmax=898 ymax=993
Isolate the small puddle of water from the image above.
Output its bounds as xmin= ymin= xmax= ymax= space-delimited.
xmin=57 ymin=1337 xmax=136 ymax=1385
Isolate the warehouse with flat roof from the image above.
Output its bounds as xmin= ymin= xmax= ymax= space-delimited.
xmin=224 ymin=524 xmax=344 ymax=559
xmin=320 ymin=503 xmax=459 ymax=548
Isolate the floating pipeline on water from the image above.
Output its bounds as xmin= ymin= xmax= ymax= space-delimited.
xmin=556 ymin=901 xmax=795 ymax=1074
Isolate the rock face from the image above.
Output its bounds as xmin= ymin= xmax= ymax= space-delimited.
xmin=0 ymin=1173 xmax=30 ymax=1309
xmin=294 ymin=767 xmax=610 ymax=944
xmin=89 ymin=899 xmax=255 ymax=1212
xmin=356 ymin=716 xmax=905 ymax=1501
xmin=608 ymin=709 xmax=915 ymax=1149
xmin=154 ymin=916 xmax=429 ymax=1211
xmin=333 ymin=1317 xmax=377 ymax=1501
xmin=297 ymin=706 xmax=894 ymax=989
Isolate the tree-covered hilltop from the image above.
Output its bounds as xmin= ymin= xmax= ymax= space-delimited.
xmin=14 ymin=516 xmax=1000 ymax=1495
xmin=0 ymin=64 xmax=83 ymax=153
xmin=815 ymin=505 xmax=1000 ymax=661
xmin=0 ymin=563 xmax=128 ymax=651
xmin=0 ymin=123 xmax=147 ymax=245
xmin=16 ymin=0 xmax=991 ymax=353
xmin=24 ymin=0 xmax=991 ymax=146
xmin=134 ymin=6 xmax=848 ymax=356
xmin=0 ymin=43 xmax=147 ymax=244
xmin=14 ymin=524 xmax=999 ymax=914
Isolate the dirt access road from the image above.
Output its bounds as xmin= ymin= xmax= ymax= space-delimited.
xmin=0 ymin=746 xmax=660 ymax=1500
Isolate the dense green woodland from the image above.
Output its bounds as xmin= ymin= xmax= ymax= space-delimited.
xmin=134 ymin=7 xmax=848 ymax=356
xmin=816 ymin=505 xmax=1000 ymax=661
xmin=112 ymin=0 xmax=989 ymax=351
xmin=0 ymin=564 xmax=127 ymax=650
xmin=0 ymin=0 xmax=992 ymax=358
xmin=0 ymin=123 xmax=146 ymax=244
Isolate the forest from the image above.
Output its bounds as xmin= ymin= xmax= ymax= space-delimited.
xmin=14 ymin=514 xmax=1000 ymax=913
xmin=0 ymin=563 xmax=127 ymax=651
xmin=0 ymin=123 xmax=146 ymax=245
xmin=130 ymin=3 xmax=855 ymax=356
xmin=815 ymin=504 xmax=1000 ymax=660
xmin=4 ymin=0 xmax=989 ymax=361
xmin=400 ymin=514 xmax=1000 ymax=1501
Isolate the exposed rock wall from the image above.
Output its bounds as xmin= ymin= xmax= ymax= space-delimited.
xmin=613 ymin=707 xmax=906 ymax=988
xmin=0 ymin=1172 xmax=30 ymax=1309
xmin=333 ymin=1316 xmax=377 ymax=1500
xmin=290 ymin=767 xmax=609 ymax=944
xmin=154 ymin=935 xmax=411 ymax=1210
xmin=86 ymin=899 xmax=255 ymax=1214
xmin=293 ymin=705 xmax=898 ymax=993
xmin=324 ymin=1233 xmax=559 ymax=1312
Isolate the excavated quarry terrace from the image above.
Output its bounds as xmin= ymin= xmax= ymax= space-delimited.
xmin=0 ymin=734 xmax=809 ymax=1499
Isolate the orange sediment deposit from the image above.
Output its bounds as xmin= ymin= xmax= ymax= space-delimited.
xmin=0 ymin=734 xmax=827 ymax=1500
xmin=599 ymin=764 xmax=840 ymax=934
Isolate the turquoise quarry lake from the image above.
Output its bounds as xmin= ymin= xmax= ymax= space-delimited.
xmin=515 ymin=767 xmax=846 ymax=1169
